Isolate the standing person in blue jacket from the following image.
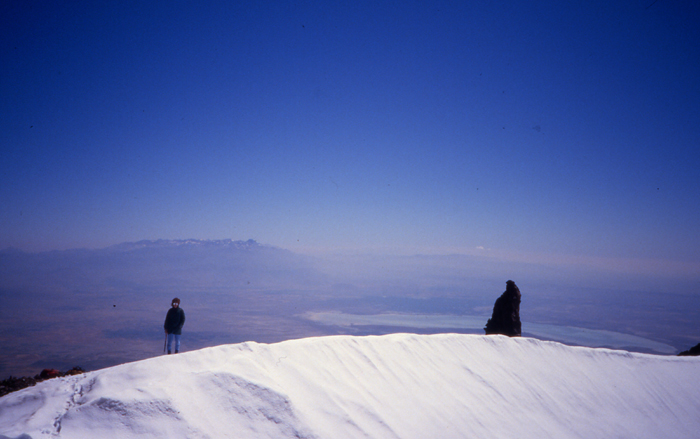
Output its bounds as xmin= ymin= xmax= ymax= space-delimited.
xmin=164 ymin=298 xmax=185 ymax=354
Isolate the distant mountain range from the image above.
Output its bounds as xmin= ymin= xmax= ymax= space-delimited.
xmin=1 ymin=238 xmax=271 ymax=254
xmin=0 ymin=239 xmax=325 ymax=294
xmin=105 ymin=238 xmax=264 ymax=251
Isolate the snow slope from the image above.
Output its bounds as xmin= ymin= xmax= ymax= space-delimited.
xmin=1 ymin=334 xmax=698 ymax=439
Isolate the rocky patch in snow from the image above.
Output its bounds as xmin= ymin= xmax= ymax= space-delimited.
xmin=678 ymin=342 xmax=700 ymax=356
xmin=0 ymin=367 xmax=85 ymax=398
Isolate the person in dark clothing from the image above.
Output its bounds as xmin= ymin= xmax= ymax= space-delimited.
xmin=164 ymin=298 xmax=185 ymax=354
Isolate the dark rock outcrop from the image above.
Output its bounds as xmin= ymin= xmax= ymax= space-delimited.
xmin=678 ymin=342 xmax=700 ymax=356
xmin=0 ymin=366 xmax=85 ymax=398
xmin=484 ymin=280 xmax=521 ymax=337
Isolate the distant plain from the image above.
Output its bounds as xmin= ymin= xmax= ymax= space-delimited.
xmin=1 ymin=240 xmax=698 ymax=378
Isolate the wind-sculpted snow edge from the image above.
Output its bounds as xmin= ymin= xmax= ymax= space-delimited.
xmin=1 ymin=334 xmax=699 ymax=439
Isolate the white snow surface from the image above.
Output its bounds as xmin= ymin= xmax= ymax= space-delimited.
xmin=1 ymin=334 xmax=698 ymax=439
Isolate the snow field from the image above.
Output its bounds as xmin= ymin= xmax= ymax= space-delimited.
xmin=1 ymin=333 xmax=698 ymax=439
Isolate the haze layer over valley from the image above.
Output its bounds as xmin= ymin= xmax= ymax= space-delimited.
xmin=1 ymin=239 xmax=698 ymax=379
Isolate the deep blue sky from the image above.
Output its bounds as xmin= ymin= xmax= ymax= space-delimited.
xmin=2 ymin=1 xmax=699 ymax=280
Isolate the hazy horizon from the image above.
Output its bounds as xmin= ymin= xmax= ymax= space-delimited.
xmin=1 ymin=238 xmax=698 ymax=379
